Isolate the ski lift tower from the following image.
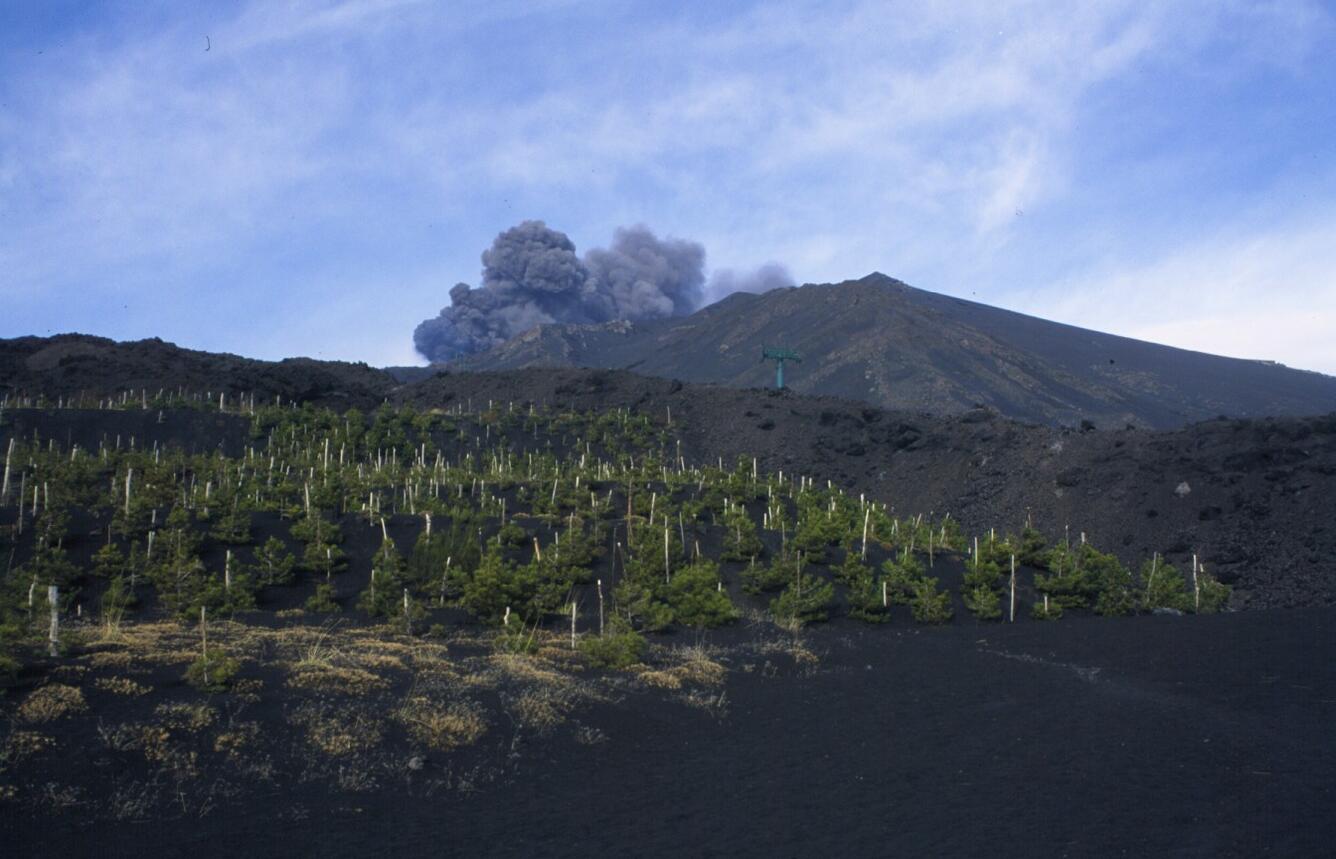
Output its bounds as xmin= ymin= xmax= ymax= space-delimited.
xmin=761 ymin=346 xmax=802 ymax=390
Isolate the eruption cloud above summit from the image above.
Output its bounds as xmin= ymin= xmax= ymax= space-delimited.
xmin=413 ymin=221 xmax=790 ymax=362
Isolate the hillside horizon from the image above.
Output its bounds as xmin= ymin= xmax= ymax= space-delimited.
xmin=443 ymin=273 xmax=1336 ymax=429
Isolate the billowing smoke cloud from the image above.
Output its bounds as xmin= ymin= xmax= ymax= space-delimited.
xmin=414 ymin=220 xmax=789 ymax=361
xmin=705 ymin=262 xmax=793 ymax=303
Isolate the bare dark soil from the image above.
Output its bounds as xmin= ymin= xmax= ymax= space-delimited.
xmin=4 ymin=607 xmax=1334 ymax=858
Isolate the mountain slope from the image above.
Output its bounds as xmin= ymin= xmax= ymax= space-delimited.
xmin=1 ymin=332 xmax=1334 ymax=607
xmin=448 ymin=273 xmax=1336 ymax=428
xmin=0 ymin=334 xmax=397 ymax=410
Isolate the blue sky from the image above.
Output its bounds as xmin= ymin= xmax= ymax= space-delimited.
xmin=3 ymin=0 xmax=1335 ymax=370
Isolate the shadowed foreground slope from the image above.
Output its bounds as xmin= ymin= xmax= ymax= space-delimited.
xmin=8 ymin=608 xmax=1334 ymax=858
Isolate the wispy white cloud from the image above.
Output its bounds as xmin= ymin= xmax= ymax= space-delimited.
xmin=1007 ymin=212 xmax=1336 ymax=374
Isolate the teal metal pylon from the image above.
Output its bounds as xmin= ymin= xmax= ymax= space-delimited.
xmin=761 ymin=346 xmax=802 ymax=389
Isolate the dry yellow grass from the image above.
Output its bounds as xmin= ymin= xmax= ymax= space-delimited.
xmin=634 ymin=645 xmax=727 ymax=690
xmin=49 ymin=664 xmax=89 ymax=681
xmin=637 ymin=669 xmax=683 ymax=689
xmin=510 ymin=688 xmax=574 ymax=732
xmin=17 ymin=684 xmax=88 ymax=723
xmin=213 ymin=721 xmax=260 ymax=759
xmin=83 ymin=651 xmax=134 ymax=669
xmin=231 ymin=677 xmax=264 ymax=704
xmin=351 ymin=652 xmax=405 ymax=672
xmin=136 ymin=726 xmax=174 ymax=765
xmin=287 ymin=663 xmax=390 ymax=694
xmin=673 ymin=646 xmax=727 ymax=686
xmin=291 ymin=705 xmax=384 ymax=757
xmin=2 ymin=730 xmax=54 ymax=762
xmin=154 ymin=702 xmax=216 ymax=732
xmin=396 ymin=698 xmax=487 ymax=750
xmin=753 ymin=632 xmax=820 ymax=667
xmin=488 ymin=652 xmax=567 ymax=685
xmin=94 ymin=677 xmax=150 ymax=697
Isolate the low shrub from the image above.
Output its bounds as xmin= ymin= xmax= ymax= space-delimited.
xmin=770 ymin=573 xmax=834 ymax=626
xmin=963 ymin=583 xmax=1001 ymax=621
xmin=492 ymin=622 xmax=540 ymax=655
xmin=579 ymin=626 xmax=646 ymax=669
xmin=1142 ymin=558 xmax=1189 ymax=612
xmin=909 ymin=577 xmax=953 ymax=624
xmin=666 ymin=561 xmax=738 ymax=628
xmin=881 ymin=554 xmax=925 ymax=605
xmin=847 ymin=573 xmax=889 ymax=623
xmin=304 ymin=582 xmax=341 ymax=613
xmin=1030 ymin=598 xmax=1064 ymax=621
xmin=1196 ymin=573 xmax=1231 ymax=614
xmin=741 ymin=556 xmax=795 ymax=595
xmin=186 ymin=650 xmax=242 ymax=692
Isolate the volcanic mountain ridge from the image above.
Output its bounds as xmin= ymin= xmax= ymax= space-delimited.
xmin=446 ymin=273 xmax=1336 ymax=430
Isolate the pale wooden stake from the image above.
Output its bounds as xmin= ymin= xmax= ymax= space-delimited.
xmin=1 ymin=438 xmax=13 ymax=504
xmin=597 ymin=579 xmax=605 ymax=636
xmin=570 ymin=601 xmax=577 ymax=650
xmin=200 ymin=606 xmax=209 ymax=686
xmin=48 ymin=585 xmax=60 ymax=657
xmin=1192 ymin=553 xmax=1200 ymax=613
xmin=1009 ymin=555 xmax=1017 ymax=623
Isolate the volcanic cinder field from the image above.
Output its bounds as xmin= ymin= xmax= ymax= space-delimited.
xmin=1 ymin=341 xmax=1335 ymax=858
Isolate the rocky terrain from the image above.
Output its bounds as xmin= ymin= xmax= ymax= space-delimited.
xmin=448 ymin=274 xmax=1336 ymax=429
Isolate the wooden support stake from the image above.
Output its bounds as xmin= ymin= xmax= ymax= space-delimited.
xmin=1192 ymin=553 xmax=1200 ymax=613
xmin=1 ymin=438 xmax=13 ymax=505
xmin=1009 ymin=555 xmax=1017 ymax=623
xmin=200 ymin=606 xmax=209 ymax=686
xmin=48 ymin=585 xmax=59 ymax=657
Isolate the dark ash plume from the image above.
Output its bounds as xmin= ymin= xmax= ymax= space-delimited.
xmin=705 ymin=262 xmax=793 ymax=302
xmin=414 ymin=220 xmax=783 ymax=362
